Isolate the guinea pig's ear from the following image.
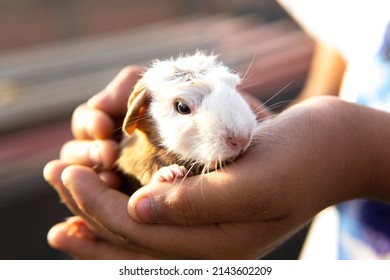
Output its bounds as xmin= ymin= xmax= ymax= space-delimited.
xmin=122 ymin=79 xmax=150 ymax=135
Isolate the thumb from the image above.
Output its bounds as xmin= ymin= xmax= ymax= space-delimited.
xmin=127 ymin=165 xmax=279 ymax=225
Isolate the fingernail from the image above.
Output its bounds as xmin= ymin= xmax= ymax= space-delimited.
xmin=42 ymin=163 xmax=51 ymax=183
xmin=60 ymin=167 xmax=70 ymax=188
xmin=135 ymin=198 xmax=157 ymax=223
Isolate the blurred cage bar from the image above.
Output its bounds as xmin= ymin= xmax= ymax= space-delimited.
xmin=0 ymin=0 xmax=314 ymax=259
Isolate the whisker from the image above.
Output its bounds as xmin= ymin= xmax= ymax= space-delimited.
xmin=252 ymin=118 xmax=291 ymax=145
xmin=254 ymin=99 xmax=296 ymax=115
xmin=218 ymin=155 xmax=225 ymax=173
xmin=125 ymin=115 xmax=150 ymax=126
xmin=239 ymin=80 xmax=265 ymax=90
xmin=114 ymin=115 xmax=150 ymax=134
xmin=191 ymin=161 xmax=206 ymax=185
xmin=196 ymin=163 xmax=211 ymax=201
xmin=256 ymin=114 xmax=276 ymax=123
xmin=263 ymin=81 xmax=295 ymax=107
xmin=252 ymin=81 xmax=295 ymax=114
xmin=113 ymin=125 xmax=123 ymax=134
xmin=240 ymin=53 xmax=257 ymax=85
xmin=186 ymin=162 xmax=196 ymax=176
xmin=265 ymin=100 xmax=296 ymax=111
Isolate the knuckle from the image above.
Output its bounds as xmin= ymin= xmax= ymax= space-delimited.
xmin=97 ymin=140 xmax=119 ymax=169
xmin=117 ymin=66 xmax=142 ymax=84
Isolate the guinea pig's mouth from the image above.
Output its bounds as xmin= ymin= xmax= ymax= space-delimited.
xmin=206 ymin=154 xmax=241 ymax=172
xmin=189 ymin=158 xmax=231 ymax=174
xmin=189 ymin=151 xmax=245 ymax=174
xmin=205 ymin=160 xmax=230 ymax=173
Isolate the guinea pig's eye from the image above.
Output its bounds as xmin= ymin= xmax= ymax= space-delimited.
xmin=174 ymin=101 xmax=191 ymax=115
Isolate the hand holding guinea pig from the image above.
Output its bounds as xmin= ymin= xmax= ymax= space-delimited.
xmin=45 ymin=53 xmax=390 ymax=259
xmin=117 ymin=52 xmax=257 ymax=190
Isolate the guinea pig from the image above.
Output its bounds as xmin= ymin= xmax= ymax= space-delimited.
xmin=117 ymin=52 xmax=257 ymax=191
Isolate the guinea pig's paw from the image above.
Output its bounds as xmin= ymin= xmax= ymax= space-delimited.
xmin=150 ymin=164 xmax=188 ymax=183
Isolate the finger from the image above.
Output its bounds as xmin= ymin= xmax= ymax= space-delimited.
xmin=72 ymin=104 xmax=116 ymax=140
xmin=128 ymin=147 xmax=287 ymax=225
xmin=59 ymin=165 xmax=168 ymax=255
xmin=45 ymin=160 xmax=135 ymax=249
xmin=44 ymin=160 xmax=120 ymax=213
xmin=60 ymin=165 xmax=277 ymax=259
xmin=60 ymin=139 xmax=118 ymax=170
xmin=61 ymin=165 xmax=132 ymax=231
xmin=43 ymin=160 xmax=81 ymax=214
xmin=87 ymin=66 xmax=145 ymax=117
xmin=48 ymin=217 xmax=156 ymax=260
xmin=98 ymin=171 xmax=121 ymax=190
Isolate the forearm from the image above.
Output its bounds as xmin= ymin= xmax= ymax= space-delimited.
xmin=297 ymin=96 xmax=390 ymax=204
xmin=359 ymin=103 xmax=390 ymax=202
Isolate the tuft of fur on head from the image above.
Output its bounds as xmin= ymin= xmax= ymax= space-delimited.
xmin=141 ymin=51 xmax=257 ymax=168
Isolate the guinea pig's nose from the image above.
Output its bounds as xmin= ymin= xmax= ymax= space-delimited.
xmin=226 ymin=136 xmax=250 ymax=151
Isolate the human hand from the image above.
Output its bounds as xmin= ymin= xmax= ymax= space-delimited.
xmin=46 ymin=86 xmax=383 ymax=259
xmin=129 ymin=96 xmax=390 ymax=229
xmin=44 ymin=64 xmax=277 ymax=259
xmin=46 ymin=66 xmax=164 ymax=259
xmin=58 ymin=66 xmax=148 ymax=189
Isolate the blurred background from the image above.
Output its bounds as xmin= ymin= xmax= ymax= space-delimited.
xmin=0 ymin=0 xmax=314 ymax=259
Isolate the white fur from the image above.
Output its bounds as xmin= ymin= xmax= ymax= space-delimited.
xmin=143 ymin=52 xmax=257 ymax=165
